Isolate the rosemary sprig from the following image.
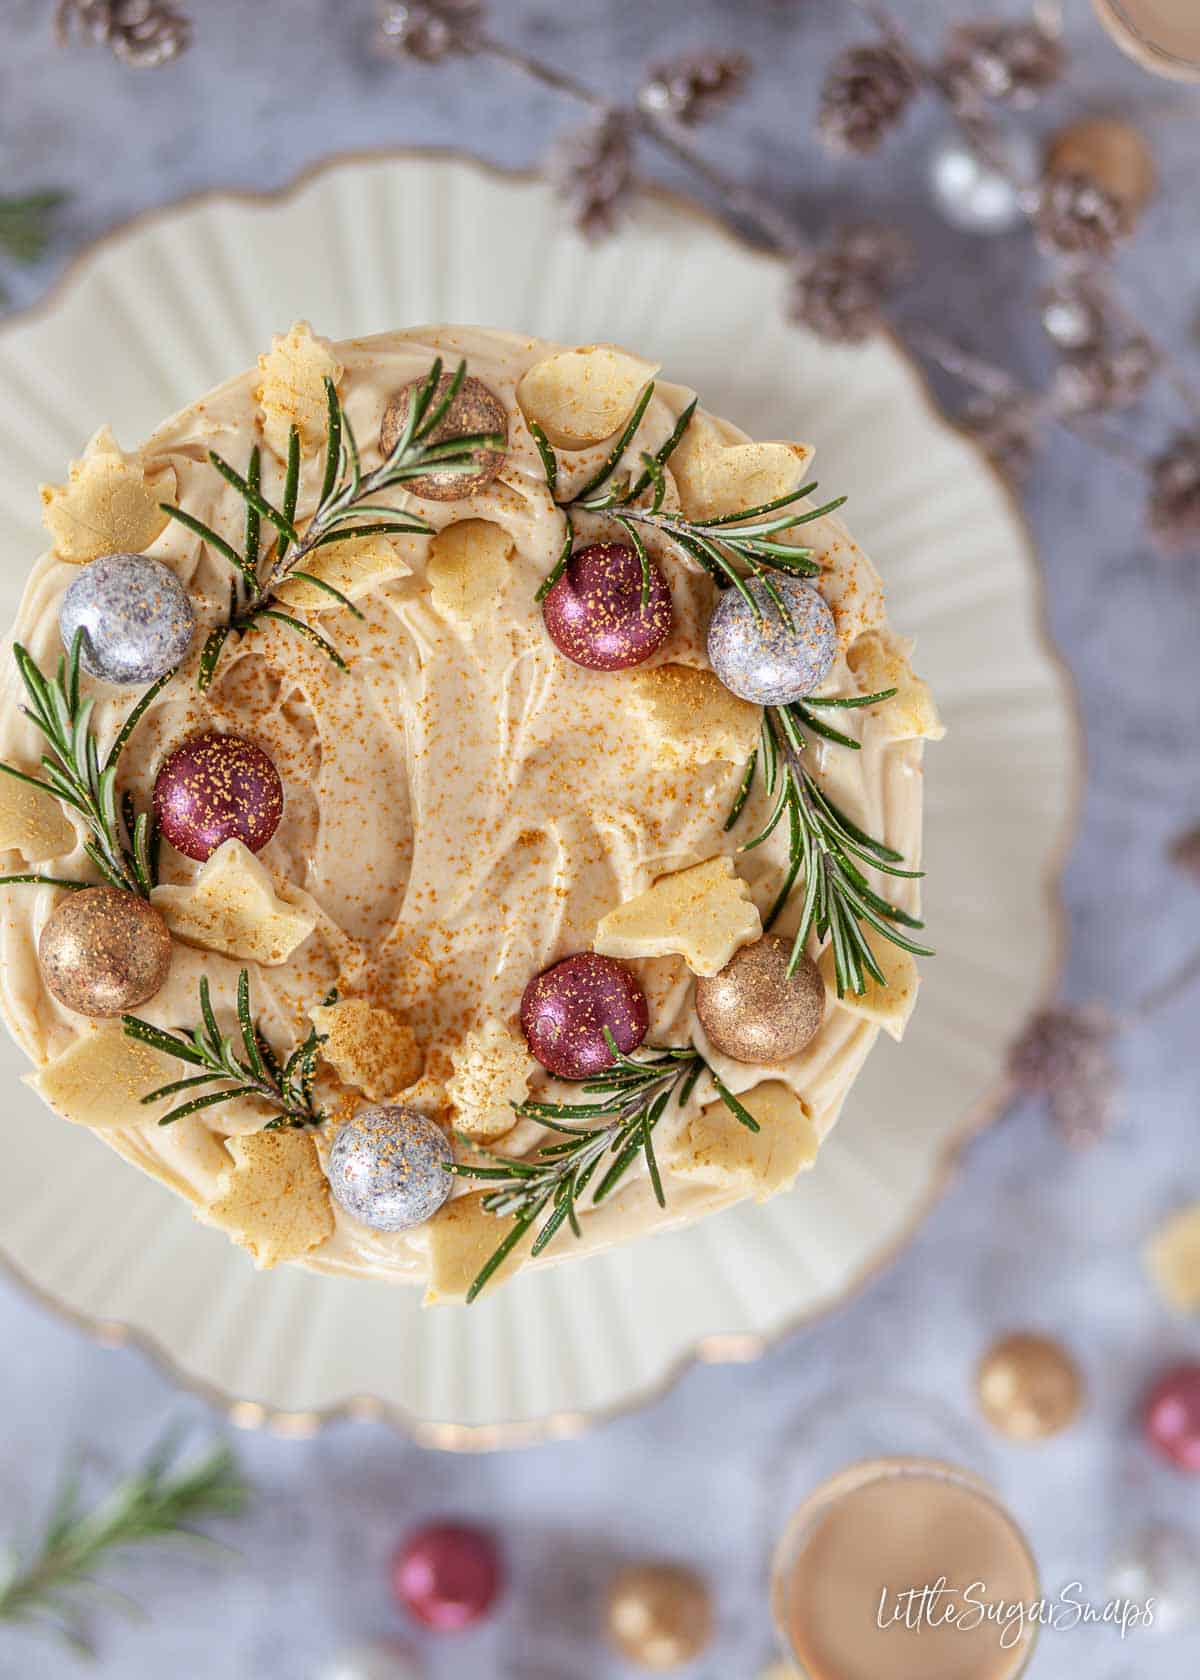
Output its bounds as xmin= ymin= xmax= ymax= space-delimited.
xmin=534 ymin=381 xmax=847 ymax=615
xmin=0 ymin=1432 xmax=247 ymax=1657
xmin=449 ymin=1033 xmax=757 ymax=1302
xmin=0 ymin=191 xmax=68 ymax=301
xmin=123 ymin=970 xmax=331 ymax=1129
xmin=0 ymin=631 xmax=166 ymax=897
xmin=164 ymin=358 xmax=505 ymax=688
xmin=729 ymin=705 xmax=932 ymax=996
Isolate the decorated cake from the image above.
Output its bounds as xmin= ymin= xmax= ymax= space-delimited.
xmin=0 ymin=324 xmax=941 ymax=1303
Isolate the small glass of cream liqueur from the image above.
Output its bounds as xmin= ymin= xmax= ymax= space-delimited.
xmin=1091 ymin=0 xmax=1200 ymax=79
xmin=770 ymin=1457 xmax=1041 ymax=1680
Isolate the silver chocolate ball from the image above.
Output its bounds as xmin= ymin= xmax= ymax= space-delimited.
xmin=59 ymin=553 xmax=195 ymax=686
xmin=327 ymin=1104 xmax=454 ymax=1232
xmin=707 ymin=577 xmax=836 ymax=706
xmin=928 ymin=130 xmax=1037 ymax=235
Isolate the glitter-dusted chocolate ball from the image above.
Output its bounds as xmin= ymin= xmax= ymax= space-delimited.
xmin=327 ymin=1105 xmax=454 ymax=1232
xmin=543 ymin=541 xmax=673 ymax=672
xmin=153 ymin=732 xmax=283 ymax=862
xmin=521 ymin=952 xmax=649 ymax=1079
xmin=1143 ymin=1362 xmax=1200 ymax=1472
xmin=976 ymin=1331 xmax=1084 ymax=1440
xmin=392 ymin=1523 xmax=503 ymax=1632
xmin=695 ymin=936 xmax=825 ymax=1064
xmin=59 ymin=553 xmax=195 ymax=686
xmin=379 ymin=372 xmax=507 ymax=500
xmin=38 ymin=887 xmax=172 ymax=1018
xmin=605 ymin=1562 xmax=714 ymax=1670
xmin=707 ymin=577 xmax=836 ymax=705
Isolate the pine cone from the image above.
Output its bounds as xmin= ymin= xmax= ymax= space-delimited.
xmin=817 ymin=43 xmax=917 ymax=157
xmin=1049 ymin=337 xmax=1157 ymax=417
xmin=548 ymin=112 xmax=636 ymax=241
xmin=1009 ymin=1003 xmax=1119 ymax=1148
xmin=639 ymin=50 xmax=752 ymax=126
xmin=939 ymin=20 xmax=1066 ymax=110
xmin=1147 ymin=432 xmax=1200 ymax=554
xmin=1170 ymin=824 xmax=1200 ymax=885
xmin=787 ymin=225 xmax=914 ymax=344
xmin=55 ymin=0 xmax=191 ymax=66
xmin=1035 ymin=172 xmax=1130 ymax=260
xmin=961 ymin=393 xmax=1040 ymax=482
xmin=374 ymin=0 xmax=485 ymax=64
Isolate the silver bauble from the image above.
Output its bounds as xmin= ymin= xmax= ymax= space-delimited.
xmin=928 ymin=130 xmax=1037 ymax=235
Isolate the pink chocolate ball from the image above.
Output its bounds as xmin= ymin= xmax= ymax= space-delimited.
xmin=543 ymin=541 xmax=673 ymax=671
xmin=1143 ymin=1362 xmax=1200 ymax=1472
xmin=391 ymin=1523 xmax=502 ymax=1632
xmin=153 ymin=732 xmax=283 ymax=862
xmin=521 ymin=951 xmax=649 ymax=1079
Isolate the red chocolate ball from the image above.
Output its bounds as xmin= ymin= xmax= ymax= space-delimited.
xmin=391 ymin=1523 xmax=502 ymax=1633
xmin=521 ymin=952 xmax=649 ymax=1079
xmin=1143 ymin=1362 xmax=1200 ymax=1472
xmin=153 ymin=732 xmax=284 ymax=862
xmin=543 ymin=541 xmax=673 ymax=671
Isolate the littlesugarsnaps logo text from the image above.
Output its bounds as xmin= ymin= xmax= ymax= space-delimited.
xmin=877 ymin=1580 xmax=1157 ymax=1649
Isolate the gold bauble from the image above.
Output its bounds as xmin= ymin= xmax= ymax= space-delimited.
xmin=38 ymin=887 xmax=172 ymax=1018
xmin=605 ymin=1562 xmax=714 ymax=1670
xmin=976 ymin=1331 xmax=1083 ymax=1441
xmin=1046 ymin=118 xmax=1156 ymax=222
xmin=695 ymin=936 xmax=825 ymax=1064
xmin=378 ymin=372 xmax=507 ymax=500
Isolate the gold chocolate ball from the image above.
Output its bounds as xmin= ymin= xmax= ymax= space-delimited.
xmin=695 ymin=936 xmax=825 ymax=1064
xmin=378 ymin=372 xmax=507 ymax=500
xmin=606 ymin=1562 xmax=714 ymax=1671
xmin=38 ymin=887 xmax=172 ymax=1018
xmin=1046 ymin=118 xmax=1156 ymax=223
xmin=976 ymin=1332 xmax=1084 ymax=1441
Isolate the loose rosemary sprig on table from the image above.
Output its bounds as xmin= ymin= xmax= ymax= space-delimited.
xmin=729 ymin=704 xmax=932 ymax=997
xmin=123 ymin=970 xmax=331 ymax=1129
xmin=0 ymin=1432 xmax=247 ymax=1657
xmin=165 ymin=358 xmax=505 ymax=689
xmin=0 ymin=631 xmax=165 ymax=897
xmin=533 ymin=381 xmax=847 ymax=615
xmin=449 ymin=1032 xmax=758 ymax=1302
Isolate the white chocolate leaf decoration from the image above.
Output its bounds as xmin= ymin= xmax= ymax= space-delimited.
xmin=276 ymin=532 xmax=410 ymax=613
xmin=446 ymin=1018 xmax=535 ymax=1142
xmin=151 ymin=839 xmax=316 ymax=967
xmin=818 ymin=923 xmax=920 ymax=1041
xmin=594 ymin=856 xmax=761 ymax=978
xmin=424 ymin=1190 xmax=524 ymax=1305
xmin=631 ymin=665 xmax=761 ymax=768
xmin=846 ymin=629 xmax=945 ymax=742
xmin=1146 ymin=1204 xmax=1200 ymax=1313
xmin=310 ymin=996 xmax=423 ymax=1102
xmin=200 ymin=1128 xmax=333 ymax=1269
xmin=0 ymin=772 xmax=76 ymax=862
xmin=29 ymin=1022 xmax=181 ymax=1130
xmin=516 ymin=344 xmax=660 ymax=448
xmin=40 ymin=426 xmax=176 ymax=564
xmin=427 ymin=520 xmax=516 ymax=625
xmin=256 ymin=320 xmax=344 ymax=456
xmin=663 ymin=1080 xmax=818 ymax=1199
xmin=670 ymin=411 xmax=813 ymax=521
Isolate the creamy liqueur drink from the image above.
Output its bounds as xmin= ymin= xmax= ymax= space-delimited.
xmin=771 ymin=1458 xmax=1040 ymax=1680
xmin=1091 ymin=0 xmax=1200 ymax=78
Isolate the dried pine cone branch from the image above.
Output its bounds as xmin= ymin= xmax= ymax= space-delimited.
xmin=1008 ymin=1003 xmax=1120 ymax=1147
xmin=1170 ymin=824 xmax=1200 ymax=885
xmin=938 ymin=20 xmax=1066 ymax=110
xmin=54 ymin=0 xmax=191 ymax=67
xmin=817 ymin=42 xmax=917 ymax=157
xmin=961 ymin=393 xmax=1041 ymax=483
xmin=549 ymin=111 xmax=636 ymax=240
xmin=639 ymin=50 xmax=752 ymax=126
xmin=787 ymin=224 xmax=914 ymax=344
xmin=374 ymin=0 xmax=486 ymax=64
xmin=1049 ymin=337 xmax=1158 ymax=418
xmin=1147 ymin=432 xmax=1200 ymax=553
xmin=1035 ymin=172 xmax=1131 ymax=261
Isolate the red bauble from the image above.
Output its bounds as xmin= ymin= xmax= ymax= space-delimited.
xmin=1143 ymin=1362 xmax=1200 ymax=1472
xmin=543 ymin=541 xmax=673 ymax=671
xmin=391 ymin=1523 xmax=502 ymax=1633
xmin=153 ymin=732 xmax=284 ymax=862
xmin=521 ymin=951 xmax=649 ymax=1079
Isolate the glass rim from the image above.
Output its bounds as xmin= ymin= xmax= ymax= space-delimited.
xmin=1091 ymin=0 xmax=1200 ymax=78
